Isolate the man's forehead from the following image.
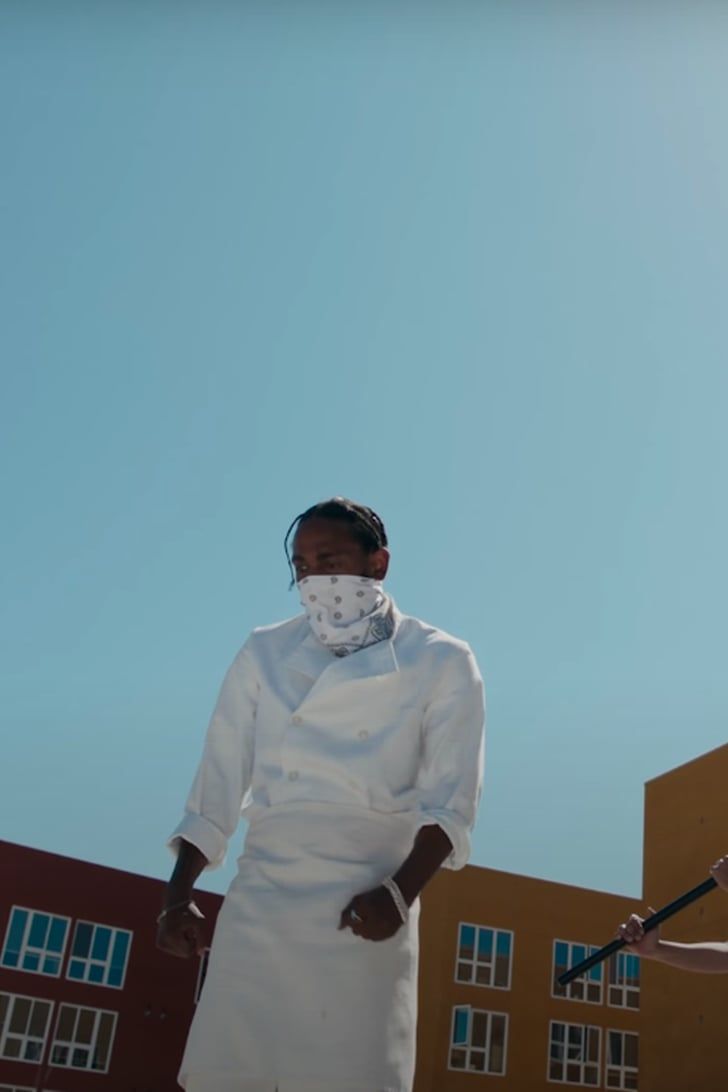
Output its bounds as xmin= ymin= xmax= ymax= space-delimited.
xmin=292 ymin=518 xmax=360 ymax=553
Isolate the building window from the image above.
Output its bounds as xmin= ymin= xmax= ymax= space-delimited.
xmin=607 ymin=951 xmax=640 ymax=1009
xmin=606 ymin=1029 xmax=638 ymax=1090
xmin=1 ymin=908 xmax=70 ymax=977
xmin=548 ymin=1021 xmax=600 ymax=1085
xmin=0 ymin=1088 xmax=63 ymax=1092
xmin=449 ymin=1005 xmax=508 ymax=1075
xmin=49 ymin=1004 xmax=117 ymax=1072
xmin=455 ymin=922 xmax=513 ymax=989
xmin=0 ymin=992 xmax=54 ymax=1063
xmin=552 ymin=940 xmax=603 ymax=1003
xmin=195 ymin=949 xmax=210 ymax=1004
xmin=66 ymin=922 xmax=131 ymax=989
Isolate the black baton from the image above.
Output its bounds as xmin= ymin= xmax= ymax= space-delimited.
xmin=557 ymin=876 xmax=718 ymax=986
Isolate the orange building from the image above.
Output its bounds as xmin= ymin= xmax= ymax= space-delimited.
xmin=638 ymin=742 xmax=728 ymax=1092
xmin=415 ymin=867 xmax=641 ymax=1091
xmin=414 ymin=741 xmax=728 ymax=1092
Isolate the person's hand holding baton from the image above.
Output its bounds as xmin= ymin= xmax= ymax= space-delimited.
xmin=559 ymin=858 xmax=728 ymax=986
xmin=616 ymin=857 xmax=728 ymax=974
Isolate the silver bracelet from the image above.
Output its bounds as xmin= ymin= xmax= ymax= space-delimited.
xmin=156 ymin=899 xmax=203 ymax=925
xmin=382 ymin=876 xmax=409 ymax=924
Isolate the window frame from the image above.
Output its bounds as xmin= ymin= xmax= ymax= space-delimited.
xmin=0 ymin=906 xmax=71 ymax=979
xmin=0 ymin=1086 xmax=64 ymax=1091
xmin=49 ymin=1003 xmax=118 ymax=1073
xmin=447 ymin=1004 xmax=509 ymax=1076
xmin=454 ymin=921 xmax=514 ymax=990
xmin=547 ymin=1019 xmax=601 ymax=1086
xmin=605 ymin=1028 xmax=639 ymax=1090
xmin=0 ymin=991 xmax=55 ymax=1065
xmin=552 ymin=939 xmax=604 ymax=1004
xmin=607 ymin=950 xmax=640 ymax=1009
xmin=65 ymin=920 xmax=132 ymax=990
xmin=0 ymin=1084 xmax=63 ymax=1091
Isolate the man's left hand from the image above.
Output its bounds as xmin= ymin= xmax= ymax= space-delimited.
xmin=339 ymin=885 xmax=405 ymax=941
xmin=710 ymin=856 xmax=728 ymax=892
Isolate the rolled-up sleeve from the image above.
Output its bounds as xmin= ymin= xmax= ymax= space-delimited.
xmin=415 ymin=643 xmax=485 ymax=870
xmin=167 ymin=640 xmax=259 ymax=870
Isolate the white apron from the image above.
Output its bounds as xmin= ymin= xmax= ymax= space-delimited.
xmin=180 ymin=802 xmax=420 ymax=1092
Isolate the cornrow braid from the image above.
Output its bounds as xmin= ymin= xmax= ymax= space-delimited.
xmin=284 ymin=497 xmax=388 ymax=586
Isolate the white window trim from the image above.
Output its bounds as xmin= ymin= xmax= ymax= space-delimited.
xmin=1 ymin=906 xmax=71 ymax=979
xmin=0 ymin=1086 xmax=64 ymax=1091
xmin=49 ymin=1004 xmax=118 ymax=1073
xmin=447 ymin=1004 xmax=509 ymax=1077
xmin=605 ymin=1027 xmax=639 ymax=1089
xmin=454 ymin=921 xmax=514 ymax=991
xmin=546 ymin=1020 xmax=602 ymax=1086
xmin=551 ymin=938 xmax=604 ymax=1005
xmin=0 ymin=991 xmax=55 ymax=1066
xmin=65 ymin=920 xmax=132 ymax=990
xmin=606 ymin=950 xmax=641 ymax=1010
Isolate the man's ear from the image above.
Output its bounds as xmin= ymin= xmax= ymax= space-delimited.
xmin=370 ymin=548 xmax=390 ymax=581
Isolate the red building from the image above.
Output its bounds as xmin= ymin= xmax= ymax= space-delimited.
xmin=0 ymin=841 xmax=221 ymax=1092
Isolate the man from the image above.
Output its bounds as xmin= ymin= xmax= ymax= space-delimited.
xmin=157 ymin=497 xmax=485 ymax=1092
xmin=618 ymin=856 xmax=728 ymax=971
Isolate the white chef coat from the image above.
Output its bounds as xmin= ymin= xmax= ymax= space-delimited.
xmin=169 ymin=601 xmax=485 ymax=1092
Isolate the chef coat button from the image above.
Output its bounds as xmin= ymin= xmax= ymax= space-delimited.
xmin=288 ymin=770 xmax=299 ymax=781
xmin=292 ymin=715 xmax=303 ymax=725
xmin=358 ymin=729 xmax=369 ymax=740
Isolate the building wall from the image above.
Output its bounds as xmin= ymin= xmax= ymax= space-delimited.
xmin=415 ymin=865 xmax=641 ymax=1092
xmin=640 ymin=743 xmax=728 ymax=1092
xmin=9 ymin=745 xmax=728 ymax=1091
xmin=0 ymin=841 xmax=221 ymax=1092
xmin=4 ymin=841 xmax=647 ymax=1091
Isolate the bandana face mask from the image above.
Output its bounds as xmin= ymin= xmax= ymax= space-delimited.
xmin=297 ymin=574 xmax=393 ymax=656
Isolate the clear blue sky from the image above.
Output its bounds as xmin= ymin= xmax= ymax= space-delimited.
xmin=2 ymin=3 xmax=727 ymax=901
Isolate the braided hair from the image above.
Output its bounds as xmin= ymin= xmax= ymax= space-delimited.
xmin=284 ymin=497 xmax=388 ymax=586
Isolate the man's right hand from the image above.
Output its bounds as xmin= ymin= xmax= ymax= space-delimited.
xmin=156 ymin=900 xmax=207 ymax=959
xmin=617 ymin=908 xmax=660 ymax=958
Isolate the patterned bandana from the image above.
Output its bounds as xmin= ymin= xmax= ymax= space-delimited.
xmin=298 ymin=574 xmax=394 ymax=656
